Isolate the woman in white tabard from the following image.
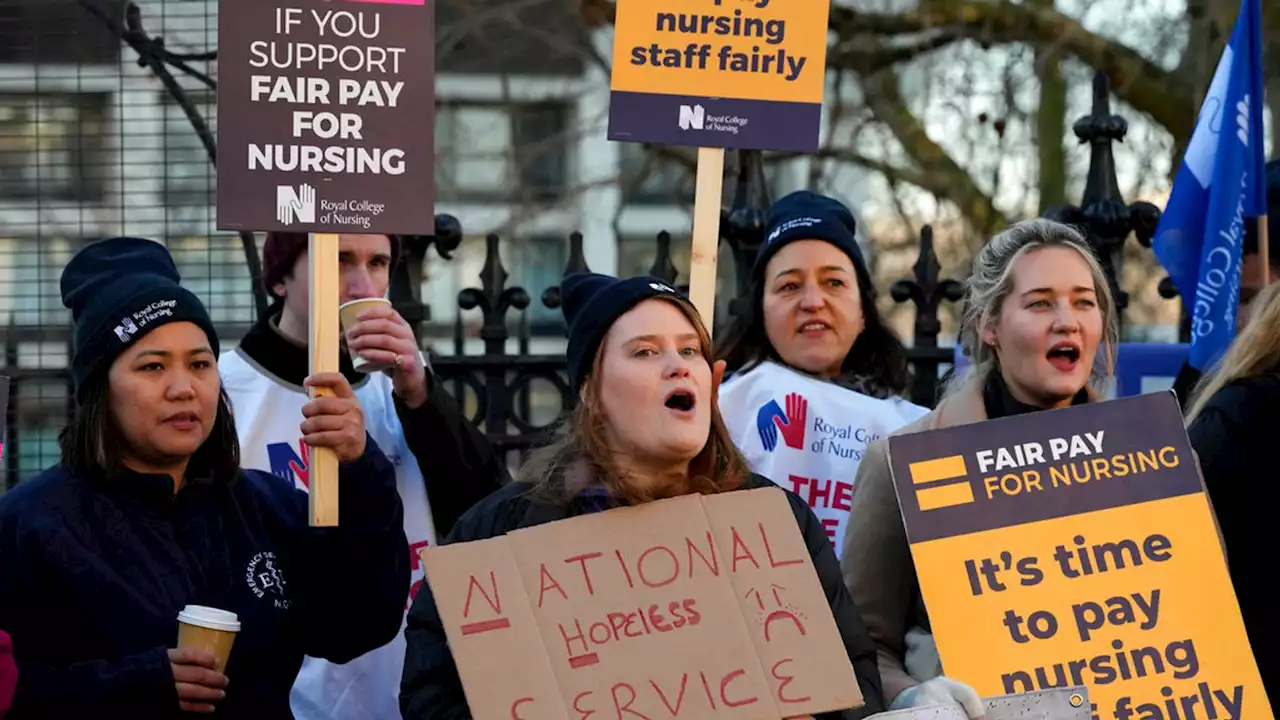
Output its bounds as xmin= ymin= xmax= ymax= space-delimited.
xmin=715 ymin=190 xmax=928 ymax=559
xmin=220 ymin=232 xmax=506 ymax=720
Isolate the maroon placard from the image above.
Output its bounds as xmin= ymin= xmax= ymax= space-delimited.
xmin=215 ymin=0 xmax=435 ymax=234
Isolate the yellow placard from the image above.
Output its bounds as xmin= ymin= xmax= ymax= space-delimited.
xmin=886 ymin=393 xmax=1271 ymax=720
xmin=610 ymin=0 xmax=829 ymax=104
xmin=916 ymin=496 xmax=1264 ymax=720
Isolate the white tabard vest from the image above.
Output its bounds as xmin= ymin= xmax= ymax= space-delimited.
xmin=220 ymin=348 xmax=437 ymax=720
xmin=718 ymin=361 xmax=929 ymax=557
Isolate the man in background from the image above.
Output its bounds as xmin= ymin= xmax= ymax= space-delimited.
xmin=220 ymin=232 xmax=507 ymax=720
xmin=1172 ymin=160 xmax=1280 ymax=406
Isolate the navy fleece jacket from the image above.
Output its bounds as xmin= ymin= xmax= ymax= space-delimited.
xmin=0 ymin=437 xmax=409 ymax=719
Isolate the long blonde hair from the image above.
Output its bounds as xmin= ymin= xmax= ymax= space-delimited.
xmin=947 ymin=218 xmax=1120 ymax=399
xmin=1185 ymin=281 xmax=1280 ymax=423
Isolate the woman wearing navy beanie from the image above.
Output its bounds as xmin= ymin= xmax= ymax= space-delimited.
xmin=0 ymin=237 xmax=410 ymax=717
xmin=715 ymin=191 xmax=929 ymax=556
xmin=714 ymin=190 xmax=962 ymax=713
xmin=401 ymin=273 xmax=886 ymax=719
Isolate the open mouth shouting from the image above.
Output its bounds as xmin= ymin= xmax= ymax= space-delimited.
xmin=663 ymin=388 xmax=697 ymax=418
xmin=1046 ymin=341 xmax=1081 ymax=373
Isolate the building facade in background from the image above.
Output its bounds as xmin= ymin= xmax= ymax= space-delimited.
xmin=0 ymin=0 xmax=814 ymax=480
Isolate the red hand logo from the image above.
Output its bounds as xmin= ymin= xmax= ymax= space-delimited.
xmin=773 ymin=392 xmax=807 ymax=450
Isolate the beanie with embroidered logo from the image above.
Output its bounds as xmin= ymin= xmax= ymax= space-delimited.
xmin=60 ymin=236 xmax=220 ymax=401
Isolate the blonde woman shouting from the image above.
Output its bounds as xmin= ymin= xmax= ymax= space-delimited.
xmin=842 ymin=219 xmax=1119 ymax=718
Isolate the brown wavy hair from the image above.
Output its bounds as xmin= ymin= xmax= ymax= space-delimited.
xmin=523 ymin=295 xmax=750 ymax=506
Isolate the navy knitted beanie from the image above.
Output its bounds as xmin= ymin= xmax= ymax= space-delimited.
xmin=60 ymin=237 xmax=221 ymax=401
xmin=560 ymin=272 xmax=684 ymax=394
xmin=753 ymin=190 xmax=867 ymax=280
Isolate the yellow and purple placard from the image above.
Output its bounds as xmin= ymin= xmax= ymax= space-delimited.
xmin=887 ymin=393 xmax=1272 ymax=720
xmin=608 ymin=0 xmax=829 ymax=153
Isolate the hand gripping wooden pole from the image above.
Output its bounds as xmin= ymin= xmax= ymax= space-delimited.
xmin=688 ymin=147 xmax=726 ymax=330
xmin=308 ymin=232 xmax=340 ymax=527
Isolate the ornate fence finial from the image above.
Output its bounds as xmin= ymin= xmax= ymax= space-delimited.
xmin=1045 ymin=70 xmax=1162 ymax=324
xmin=458 ymin=234 xmax=530 ymax=353
xmin=724 ymin=149 xmax=771 ymax=319
xmin=428 ymin=213 xmax=465 ymax=259
xmin=394 ymin=213 xmax=465 ymax=337
xmin=724 ymin=150 xmax=771 ymax=289
xmin=891 ymin=225 xmax=964 ymax=406
xmin=650 ymin=231 xmax=679 ymax=284
xmin=565 ymin=231 xmax=590 ymax=275
xmin=542 ymin=232 xmax=591 ymax=310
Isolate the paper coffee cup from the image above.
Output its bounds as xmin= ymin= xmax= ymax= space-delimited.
xmin=177 ymin=605 xmax=240 ymax=673
xmin=339 ymin=297 xmax=394 ymax=373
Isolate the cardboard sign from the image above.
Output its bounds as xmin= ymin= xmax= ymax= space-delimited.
xmin=215 ymin=0 xmax=435 ymax=234
xmin=887 ymin=392 xmax=1272 ymax=720
xmin=606 ymin=0 xmax=829 ymax=152
xmin=421 ymin=535 xmax=571 ymax=719
xmin=421 ymin=487 xmax=862 ymax=719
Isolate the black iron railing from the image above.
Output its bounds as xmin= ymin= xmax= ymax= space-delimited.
xmin=1 ymin=1 xmax=1165 ymax=486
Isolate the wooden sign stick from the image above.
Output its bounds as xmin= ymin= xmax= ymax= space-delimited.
xmin=688 ymin=147 xmax=726 ymax=330
xmin=308 ymin=232 xmax=340 ymax=527
xmin=1259 ymin=214 xmax=1270 ymax=286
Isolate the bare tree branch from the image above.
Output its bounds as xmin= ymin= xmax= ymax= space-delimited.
xmin=829 ymin=1 xmax=1196 ymax=142
xmin=1034 ymin=0 xmax=1067 ymax=212
xmin=859 ymin=68 xmax=1010 ymax=234
xmin=828 ymin=29 xmax=969 ymax=74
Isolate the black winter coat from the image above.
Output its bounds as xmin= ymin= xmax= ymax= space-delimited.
xmin=0 ymin=439 xmax=409 ymax=718
xmin=1187 ymin=373 xmax=1278 ymax=704
xmin=399 ymin=473 xmax=886 ymax=719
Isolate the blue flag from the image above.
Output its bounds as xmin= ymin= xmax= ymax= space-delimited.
xmin=1152 ymin=0 xmax=1266 ymax=371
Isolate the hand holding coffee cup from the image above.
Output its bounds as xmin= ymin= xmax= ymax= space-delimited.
xmin=174 ymin=605 xmax=238 ymax=712
xmin=339 ymin=298 xmax=429 ymax=408
xmin=168 ymin=648 xmax=228 ymax=713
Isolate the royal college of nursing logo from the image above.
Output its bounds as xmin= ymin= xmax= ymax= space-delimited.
xmin=276 ymin=183 xmax=316 ymax=226
xmin=245 ymin=551 xmax=290 ymax=610
xmin=756 ymin=392 xmax=808 ymax=452
xmin=113 ymin=316 xmax=139 ymax=343
xmin=267 ymin=439 xmax=310 ymax=489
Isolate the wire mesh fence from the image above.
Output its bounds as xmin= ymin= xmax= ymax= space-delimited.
xmin=0 ymin=0 xmax=968 ymax=486
xmin=0 ymin=0 xmax=259 ymax=482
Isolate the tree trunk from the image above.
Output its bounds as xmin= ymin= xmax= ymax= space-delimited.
xmin=1034 ymin=0 xmax=1066 ymax=213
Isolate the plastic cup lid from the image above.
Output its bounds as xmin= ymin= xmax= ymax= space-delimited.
xmin=339 ymin=297 xmax=391 ymax=310
xmin=177 ymin=605 xmax=241 ymax=632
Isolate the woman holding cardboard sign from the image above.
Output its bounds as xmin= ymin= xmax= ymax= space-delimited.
xmin=401 ymin=272 xmax=886 ymax=719
xmin=0 ymin=237 xmax=410 ymax=717
xmin=842 ymin=219 xmax=1119 ymax=718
